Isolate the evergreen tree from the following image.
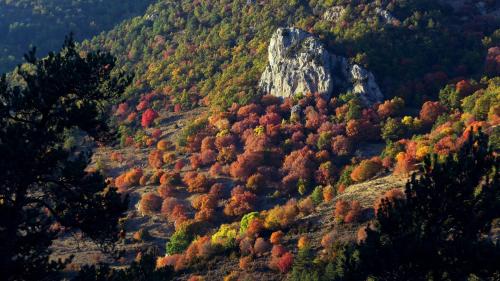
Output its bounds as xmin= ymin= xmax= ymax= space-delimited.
xmin=0 ymin=37 xmax=131 ymax=280
xmin=340 ymin=131 xmax=500 ymax=280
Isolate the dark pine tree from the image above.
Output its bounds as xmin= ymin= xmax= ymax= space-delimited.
xmin=343 ymin=131 xmax=500 ymax=281
xmin=0 ymin=36 xmax=131 ymax=281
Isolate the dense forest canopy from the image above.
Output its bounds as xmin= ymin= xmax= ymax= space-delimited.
xmin=0 ymin=0 xmax=156 ymax=73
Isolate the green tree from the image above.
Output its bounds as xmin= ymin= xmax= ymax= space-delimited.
xmin=339 ymin=131 xmax=500 ymax=280
xmin=0 ymin=37 xmax=130 ymax=280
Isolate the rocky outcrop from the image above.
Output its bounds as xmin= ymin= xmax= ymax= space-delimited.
xmin=259 ymin=27 xmax=383 ymax=106
xmin=259 ymin=28 xmax=334 ymax=99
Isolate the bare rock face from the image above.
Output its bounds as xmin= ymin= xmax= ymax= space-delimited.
xmin=259 ymin=27 xmax=383 ymax=106
xmin=259 ymin=28 xmax=333 ymax=99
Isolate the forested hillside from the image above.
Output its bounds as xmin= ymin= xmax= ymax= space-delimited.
xmin=1 ymin=1 xmax=499 ymax=281
xmin=0 ymin=0 xmax=156 ymax=72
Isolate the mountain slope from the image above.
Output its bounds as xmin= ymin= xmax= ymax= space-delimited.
xmin=0 ymin=0 xmax=156 ymax=72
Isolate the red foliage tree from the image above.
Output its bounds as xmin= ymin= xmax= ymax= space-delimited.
xmin=276 ymin=252 xmax=293 ymax=273
xmin=141 ymin=108 xmax=159 ymax=128
xmin=229 ymin=151 xmax=264 ymax=180
xmin=209 ymin=162 xmax=223 ymax=177
xmin=200 ymin=149 xmax=217 ymax=166
xmin=281 ymin=146 xmax=316 ymax=188
xmin=158 ymin=181 xmax=175 ymax=197
xmin=419 ymin=101 xmax=446 ymax=125
xmin=223 ymin=186 xmax=257 ymax=217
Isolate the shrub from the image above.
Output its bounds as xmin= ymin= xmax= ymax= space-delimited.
xmin=166 ymin=228 xmax=192 ymax=255
xmin=331 ymin=135 xmax=352 ymax=156
xmin=350 ymin=157 xmax=384 ymax=182
xmin=246 ymin=173 xmax=265 ymax=193
xmin=224 ymin=187 xmax=257 ymax=217
xmin=377 ymin=97 xmax=404 ymax=118
xmin=174 ymin=159 xmax=185 ymax=171
xmin=229 ymin=151 xmax=264 ymax=180
xmin=138 ymin=192 xmax=162 ymax=215
xmin=344 ymin=201 xmax=363 ymax=223
xmin=323 ymin=185 xmax=335 ymax=202
xmin=264 ymin=201 xmax=298 ymax=229
xmin=240 ymin=212 xmax=261 ymax=234
xmin=200 ymin=149 xmax=217 ymax=166
xmin=246 ymin=218 xmax=264 ymax=237
xmin=270 ymin=231 xmax=284 ymax=245
xmin=211 ymin=224 xmax=238 ymax=249
xmin=114 ymin=168 xmax=143 ymax=192
xmin=148 ymin=150 xmax=164 ymax=169
xmin=419 ymin=101 xmax=447 ymax=125
xmin=183 ymin=172 xmax=210 ymax=193
xmin=157 ymin=139 xmax=171 ymax=151
xmin=254 ymin=237 xmax=271 ymax=256
xmin=271 ymin=244 xmax=287 ymax=258
xmin=239 ymin=237 xmax=254 ymax=256
xmin=298 ymin=197 xmax=314 ymax=215
xmin=141 ymin=108 xmax=159 ymax=128
xmin=334 ymin=200 xmax=350 ymax=222
xmin=297 ymin=236 xmax=310 ymax=249
xmin=190 ymin=154 xmax=203 ymax=169
xmin=311 ymin=186 xmax=323 ymax=205
xmin=277 ymin=252 xmax=294 ymax=273
xmin=374 ymin=188 xmax=405 ymax=216
xmin=239 ymin=256 xmax=252 ymax=271
xmin=321 ymin=232 xmax=335 ymax=251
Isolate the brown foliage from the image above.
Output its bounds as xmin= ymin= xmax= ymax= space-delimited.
xmin=183 ymin=172 xmax=211 ymax=193
xmin=148 ymin=150 xmax=164 ymax=169
xmin=158 ymin=184 xmax=175 ymax=198
xmin=223 ymin=186 xmax=257 ymax=217
xmin=239 ymin=256 xmax=252 ymax=271
xmin=344 ymin=201 xmax=363 ymax=223
xmin=253 ymin=237 xmax=271 ymax=256
xmin=334 ymin=200 xmax=350 ymax=221
xmin=138 ymin=192 xmax=162 ymax=215
xmin=239 ymin=237 xmax=254 ymax=256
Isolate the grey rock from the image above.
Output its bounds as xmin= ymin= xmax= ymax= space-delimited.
xmin=259 ymin=28 xmax=333 ymax=99
xmin=259 ymin=27 xmax=383 ymax=106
